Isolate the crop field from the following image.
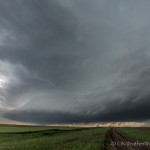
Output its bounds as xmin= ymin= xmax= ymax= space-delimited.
xmin=0 ymin=125 xmax=108 ymax=150
xmin=118 ymin=127 xmax=150 ymax=142
xmin=0 ymin=125 xmax=150 ymax=150
xmin=106 ymin=127 xmax=150 ymax=150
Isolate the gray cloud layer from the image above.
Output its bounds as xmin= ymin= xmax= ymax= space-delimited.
xmin=0 ymin=0 xmax=150 ymax=123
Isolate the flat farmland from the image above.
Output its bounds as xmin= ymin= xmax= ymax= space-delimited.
xmin=118 ymin=127 xmax=150 ymax=143
xmin=0 ymin=125 xmax=107 ymax=150
xmin=0 ymin=125 xmax=150 ymax=150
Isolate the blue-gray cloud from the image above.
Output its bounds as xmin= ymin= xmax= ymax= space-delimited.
xmin=0 ymin=0 xmax=150 ymax=123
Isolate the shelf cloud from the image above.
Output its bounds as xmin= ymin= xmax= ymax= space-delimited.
xmin=0 ymin=0 xmax=150 ymax=124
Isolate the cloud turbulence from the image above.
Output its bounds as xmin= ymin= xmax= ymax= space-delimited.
xmin=0 ymin=0 xmax=150 ymax=124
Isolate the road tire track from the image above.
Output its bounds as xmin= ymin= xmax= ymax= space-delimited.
xmin=105 ymin=128 xmax=150 ymax=150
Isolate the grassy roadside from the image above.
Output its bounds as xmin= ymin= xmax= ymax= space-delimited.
xmin=117 ymin=127 xmax=150 ymax=142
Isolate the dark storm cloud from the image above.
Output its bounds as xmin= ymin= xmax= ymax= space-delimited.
xmin=4 ymin=62 xmax=150 ymax=123
xmin=0 ymin=0 xmax=82 ymax=87
xmin=4 ymin=91 xmax=150 ymax=124
xmin=0 ymin=0 xmax=150 ymax=123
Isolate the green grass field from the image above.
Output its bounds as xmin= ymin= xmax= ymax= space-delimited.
xmin=118 ymin=127 xmax=150 ymax=142
xmin=0 ymin=125 xmax=108 ymax=150
xmin=0 ymin=125 xmax=150 ymax=150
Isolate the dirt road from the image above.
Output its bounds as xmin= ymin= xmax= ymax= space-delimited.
xmin=105 ymin=128 xmax=150 ymax=150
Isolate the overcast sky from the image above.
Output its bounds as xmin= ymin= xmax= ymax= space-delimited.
xmin=0 ymin=0 xmax=150 ymax=124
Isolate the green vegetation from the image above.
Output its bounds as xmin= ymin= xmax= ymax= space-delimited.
xmin=0 ymin=125 xmax=108 ymax=150
xmin=118 ymin=127 xmax=150 ymax=142
xmin=0 ymin=125 xmax=150 ymax=150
